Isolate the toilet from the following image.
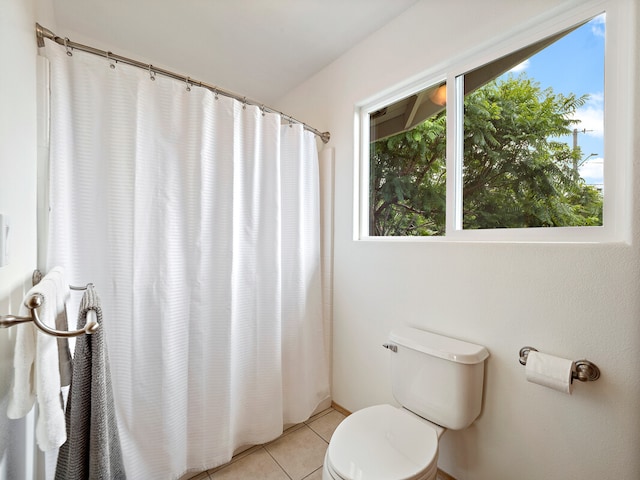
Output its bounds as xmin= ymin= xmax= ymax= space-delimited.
xmin=323 ymin=326 xmax=489 ymax=480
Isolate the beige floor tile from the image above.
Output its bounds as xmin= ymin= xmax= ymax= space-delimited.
xmin=302 ymin=466 xmax=324 ymax=480
xmin=210 ymin=448 xmax=289 ymax=480
xmin=305 ymin=407 xmax=333 ymax=424
xmin=183 ymin=413 xmax=340 ymax=480
xmin=265 ymin=425 xmax=328 ymax=480
xmin=307 ymin=410 xmax=345 ymax=443
xmin=281 ymin=421 xmax=307 ymax=437
xmin=181 ymin=471 xmax=211 ymax=480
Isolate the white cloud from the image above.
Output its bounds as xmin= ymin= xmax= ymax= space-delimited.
xmin=572 ymin=93 xmax=604 ymax=138
xmin=509 ymin=59 xmax=530 ymax=73
xmin=587 ymin=92 xmax=604 ymax=103
xmin=590 ymin=14 xmax=606 ymax=38
xmin=579 ymin=157 xmax=603 ymax=185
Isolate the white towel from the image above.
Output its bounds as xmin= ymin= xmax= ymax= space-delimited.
xmin=47 ymin=267 xmax=73 ymax=387
xmin=7 ymin=273 xmax=67 ymax=451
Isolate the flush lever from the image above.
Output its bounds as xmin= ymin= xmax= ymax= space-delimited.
xmin=382 ymin=343 xmax=397 ymax=353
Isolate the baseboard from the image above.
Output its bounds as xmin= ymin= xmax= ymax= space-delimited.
xmin=330 ymin=401 xmax=351 ymax=417
xmin=436 ymin=469 xmax=457 ymax=480
xmin=330 ymin=401 xmax=458 ymax=480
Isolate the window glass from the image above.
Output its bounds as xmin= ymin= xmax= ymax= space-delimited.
xmin=369 ymin=81 xmax=447 ymax=236
xmin=461 ymin=16 xmax=605 ymax=230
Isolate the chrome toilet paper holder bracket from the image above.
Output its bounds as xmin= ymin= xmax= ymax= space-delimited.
xmin=519 ymin=346 xmax=601 ymax=383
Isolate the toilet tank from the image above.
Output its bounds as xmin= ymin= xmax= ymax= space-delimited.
xmin=388 ymin=327 xmax=489 ymax=430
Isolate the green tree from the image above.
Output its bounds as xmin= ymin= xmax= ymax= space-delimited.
xmin=370 ymin=75 xmax=603 ymax=236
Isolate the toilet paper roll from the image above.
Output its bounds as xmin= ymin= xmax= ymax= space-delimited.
xmin=525 ymin=351 xmax=574 ymax=394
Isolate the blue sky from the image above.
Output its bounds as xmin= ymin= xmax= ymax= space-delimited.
xmin=505 ymin=14 xmax=605 ymax=187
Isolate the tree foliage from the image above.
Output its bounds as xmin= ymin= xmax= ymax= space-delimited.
xmin=370 ymin=75 xmax=603 ymax=236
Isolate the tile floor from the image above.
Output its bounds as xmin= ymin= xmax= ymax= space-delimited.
xmin=186 ymin=407 xmax=455 ymax=480
xmin=187 ymin=407 xmax=346 ymax=480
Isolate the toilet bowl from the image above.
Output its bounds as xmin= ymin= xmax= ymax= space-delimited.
xmin=322 ymin=327 xmax=489 ymax=480
xmin=322 ymin=404 xmax=443 ymax=480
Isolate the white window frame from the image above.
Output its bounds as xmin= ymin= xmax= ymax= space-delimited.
xmin=355 ymin=0 xmax=633 ymax=244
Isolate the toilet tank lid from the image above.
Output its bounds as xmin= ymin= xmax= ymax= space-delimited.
xmin=389 ymin=327 xmax=489 ymax=364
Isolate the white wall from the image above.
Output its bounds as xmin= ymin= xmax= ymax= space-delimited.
xmin=0 ymin=0 xmax=39 ymax=477
xmin=6 ymin=0 xmax=639 ymax=478
xmin=277 ymin=0 xmax=640 ymax=478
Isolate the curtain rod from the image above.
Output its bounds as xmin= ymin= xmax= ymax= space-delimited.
xmin=35 ymin=23 xmax=330 ymax=144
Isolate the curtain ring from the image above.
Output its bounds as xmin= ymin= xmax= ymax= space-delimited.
xmin=242 ymin=97 xmax=247 ymax=110
xmin=260 ymin=105 xmax=266 ymax=117
xmin=214 ymin=88 xmax=219 ymax=100
xmin=106 ymin=51 xmax=116 ymax=69
xmin=64 ymin=37 xmax=73 ymax=56
xmin=148 ymin=65 xmax=156 ymax=81
xmin=185 ymin=77 xmax=191 ymax=92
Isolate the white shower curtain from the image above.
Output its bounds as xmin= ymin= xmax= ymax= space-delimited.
xmin=43 ymin=45 xmax=329 ymax=479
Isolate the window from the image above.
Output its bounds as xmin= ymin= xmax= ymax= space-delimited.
xmin=358 ymin=1 xmax=631 ymax=242
xmin=461 ymin=19 xmax=604 ymax=231
xmin=369 ymin=81 xmax=447 ymax=236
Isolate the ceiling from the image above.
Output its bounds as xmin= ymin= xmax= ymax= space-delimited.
xmin=50 ymin=0 xmax=421 ymax=105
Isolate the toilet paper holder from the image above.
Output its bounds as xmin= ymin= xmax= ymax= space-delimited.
xmin=519 ymin=346 xmax=601 ymax=383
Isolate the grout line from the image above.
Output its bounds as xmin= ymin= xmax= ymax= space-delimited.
xmin=188 ymin=406 xmax=454 ymax=480
xmin=206 ymin=444 xmax=263 ymax=474
xmin=263 ymin=422 xmax=305 ymax=447
xmin=194 ymin=410 xmax=339 ymax=479
xmin=301 ymin=466 xmax=323 ymax=479
xmin=263 ymin=447 xmax=293 ymax=480
xmin=307 ymin=423 xmax=330 ymax=445
xmin=304 ymin=407 xmax=334 ymax=425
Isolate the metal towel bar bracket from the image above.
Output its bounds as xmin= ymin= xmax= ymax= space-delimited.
xmin=0 ymin=293 xmax=99 ymax=338
xmin=0 ymin=270 xmax=99 ymax=338
xmin=519 ymin=346 xmax=600 ymax=383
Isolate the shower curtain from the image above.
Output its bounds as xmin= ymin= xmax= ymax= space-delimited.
xmin=43 ymin=44 xmax=329 ymax=479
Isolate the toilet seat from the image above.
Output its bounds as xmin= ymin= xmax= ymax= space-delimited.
xmin=325 ymin=404 xmax=439 ymax=480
